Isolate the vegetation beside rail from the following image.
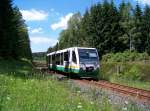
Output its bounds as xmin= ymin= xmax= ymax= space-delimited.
xmin=101 ymin=52 xmax=150 ymax=91
xmin=0 ymin=60 xmax=99 ymax=111
xmin=0 ymin=60 xmax=145 ymax=111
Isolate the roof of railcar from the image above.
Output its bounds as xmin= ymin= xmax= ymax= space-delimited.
xmin=47 ymin=47 xmax=96 ymax=56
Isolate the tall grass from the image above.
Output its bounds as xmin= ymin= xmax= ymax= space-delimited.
xmin=0 ymin=60 xmax=146 ymax=111
xmin=0 ymin=60 xmax=99 ymax=111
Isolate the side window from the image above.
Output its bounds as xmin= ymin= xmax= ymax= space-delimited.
xmin=49 ymin=56 xmax=50 ymax=64
xmin=56 ymin=53 xmax=60 ymax=65
xmin=64 ymin=52 xmax=69 ymax=61
xmin=72 ymin=51 xmax=77 ymax=64
xmin=59 ymin=53 xmax=61 ymax=65
xmin=61 ymin=53 xmax=63 ymax=65
xmin=50 ymin=55 xmax=52 ymax=64
xmin=52 ymin=55 xmax=55 ymax=64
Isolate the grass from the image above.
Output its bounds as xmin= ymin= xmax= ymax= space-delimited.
xmin=0 ymin=59 xmax=146 ymax=111
xmin=0 ymin=60 xmax=99 ymax=111
xmin=110 ymin=77 xmax=150 ymax=90
xmin=0 ymin=74 xmax=101 ymax=111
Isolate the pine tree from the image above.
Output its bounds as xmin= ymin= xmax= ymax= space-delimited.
xmin=80 ymin=9 xmax=91 ymax=47
xmin=143 ymin=5 xmax=150 ymax=54
xmin=119 ymin=1 xmax=133 ymax=51
xmin=12 ymin=7 xmax=32 ymax=59
xmin=0 ymin=0 xmax=14 ymax=58
xmin=132 ymin=2 xmax=144 ymax=52
xmin=0 ymin=0 xmax=32 ymax=60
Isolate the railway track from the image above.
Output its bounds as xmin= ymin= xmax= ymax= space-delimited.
xmin=74 ymin=79 xmax=150 ymax=103
xmin=34 ymin=62 xmax=150 ymax=103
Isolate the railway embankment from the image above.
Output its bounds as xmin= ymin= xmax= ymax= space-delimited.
xmin=100 ymin=52 xmax=150 ymax=91
xmin=100 ymin=62 xmax=150 ymax=91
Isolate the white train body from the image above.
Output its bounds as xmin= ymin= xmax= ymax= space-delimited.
xmin=47 ymin=47 xmax=100 ymax=79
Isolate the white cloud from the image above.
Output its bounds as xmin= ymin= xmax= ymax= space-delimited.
xmin=20 ymin=9 xmax=49 ymax=21
xmin=30 ymin=36 xmax=58 ymax=46
xmin=27 ymin=27 xmax=31 ymax=30
xmin=137 ymin=0 xmax=150 ymax=5
xmin=31 ymin=27 xmax=43 ymax=34
xmin=51 ymin=13 xmax=73 ymax=30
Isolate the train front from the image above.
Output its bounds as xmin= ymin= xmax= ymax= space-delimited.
xmin=78 ymin=48 xmax=100 ymax=79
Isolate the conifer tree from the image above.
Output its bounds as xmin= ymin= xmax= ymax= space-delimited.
xmin=119 ymin=1 xmax=133 ymax=50
xmin=143 ymin=5 xmax=150 ymax=54
xmin=132 ymin=2 xmax=144 ymax=52
xmin=0 ymin=0 xmax=32 ymax=60
xmin=0 ymin=0 xmax=15 ymax=58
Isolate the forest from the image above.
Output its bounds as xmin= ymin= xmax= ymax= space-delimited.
xmin=48 ymin=0 xmax=150 ymax=58
xmin=0 ymin=0 xmax=32 ymax=60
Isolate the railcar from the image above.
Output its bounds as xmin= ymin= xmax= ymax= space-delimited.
xmin=46 ymin=47 xmax=100 ymax=79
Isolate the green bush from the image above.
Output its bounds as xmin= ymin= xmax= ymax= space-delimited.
xmin=100 ymin=62 xmax=150 ymax=90
xmin=102 ymin=51 xmax=150 ymax=62
xmin=122 ymin=66 xmax=141 ymax=80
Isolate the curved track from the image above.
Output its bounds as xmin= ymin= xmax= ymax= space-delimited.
xmin=74 ymin=79 xmax=150 ymax=102
xmin=34 ymin=61 xmax=150 ymax=103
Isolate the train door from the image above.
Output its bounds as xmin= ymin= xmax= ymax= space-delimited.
xmin=70 ymin=49 xmax=78 ymax=73
xmin=64 ymin=51 xmax=70 ymax=72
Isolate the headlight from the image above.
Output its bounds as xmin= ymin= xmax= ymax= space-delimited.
xmin=80 ymin=63 xmax=86 ymax=70
xmin=94 ymin=62 xmax=100 ymax=69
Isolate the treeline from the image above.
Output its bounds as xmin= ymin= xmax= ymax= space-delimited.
xmin=0 ymin=0 xmax=32 ymax=60
xmin=48 ymin=0 xmax=150 ymax=58
xmin=32 ymin=52 xmax=46 ymax=60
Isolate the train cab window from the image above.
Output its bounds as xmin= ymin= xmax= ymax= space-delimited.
xmin=64 ymin=51 xmax=69 ymax=61
xmin=72 ymin=51 xmax=77 ymax=64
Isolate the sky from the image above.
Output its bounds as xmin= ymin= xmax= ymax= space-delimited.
xmin=13 ymin=0 xmax=150 ymax=52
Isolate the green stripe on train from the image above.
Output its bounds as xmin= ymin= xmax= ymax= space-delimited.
xmin=48 ymin=65 xmax=99 ymax=79
xmin=48 ymin=65 xmax=80 ymax=73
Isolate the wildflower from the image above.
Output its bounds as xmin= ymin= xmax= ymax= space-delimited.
xmin=7 ymin=96 xmax=11 ymax=100
xmin=125 ymin=101 xmax=128 ymax=105
xmin=108 ymin=99 xmax=111 ymax=102
xmin=122 ymin=107 xmax=127 ymax=111
xmin=90 ymin=101 xmax=94 ymax=104
xmin=114 ymin=102 xmax=117 ymax=105
xmin=77 ymin=90 xmax=81 ymax=93
xmin=77 ymin=105 xmax=82 ymax=108
xmin=78 ymin=102 xmax=82 ymax=105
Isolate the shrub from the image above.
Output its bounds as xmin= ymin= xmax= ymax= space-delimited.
xmin=123 ymin=66 xmax=141 ymax=80
xmin=102 ymin=51 xmax=150 ymax=62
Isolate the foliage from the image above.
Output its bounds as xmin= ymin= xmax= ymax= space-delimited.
xmin=32 ymin=52 xmax=46 ymax=61
xmin=48 ymin=0 xmax=150 ymax=58
xmin=100 ymin=62 xmax=150 ymax=90
xmin=122 ymin=66 xmax=141 ymax=80
xmin=0 ymin=0 xmax=32 ymax=60
xmin=0 ymin=60 xmax=145 ymax=111
xmin=102 ymin=51 xmax=150 ymax=62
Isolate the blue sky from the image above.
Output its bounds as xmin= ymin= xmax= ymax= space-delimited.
xmin=13 ymin=0 xmax=149 ymax=52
